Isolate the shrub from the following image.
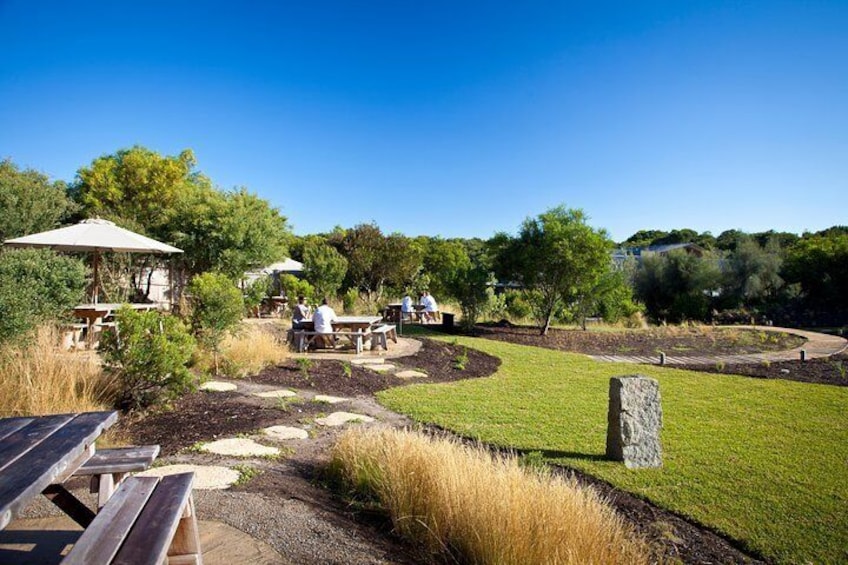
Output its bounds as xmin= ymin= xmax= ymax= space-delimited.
xmin=0 ymin=248 xmax=86 ymax=343
xmin=278 ymin=274 xmax=314 ymax=303
xmin=187 ymin=272 xmax=243 ymax=373
xmin=101 ymin=307 xmax=196 ymax=409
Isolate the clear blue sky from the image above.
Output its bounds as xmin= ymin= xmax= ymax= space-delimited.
xmin=1 ymin=1 xmax=846 ymax=243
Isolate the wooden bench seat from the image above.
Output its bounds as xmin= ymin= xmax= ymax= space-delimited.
xmin=371 ymin=324 xmax=398 ymax=350
xmin=62 ymin=472 xmax=202 ymax=565
xmin=73 ymin=445 xmax=160 ymax=508
xmin=293 ymin=330 xmax=371 ymax=354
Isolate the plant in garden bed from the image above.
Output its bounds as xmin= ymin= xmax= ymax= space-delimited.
xmin=187 ymin=272 xmax=243 ymax=375
xmin=329 ymin=427 xmax=652 ymax=565
xmin=101 ymin=307 xmax=196 ymax=410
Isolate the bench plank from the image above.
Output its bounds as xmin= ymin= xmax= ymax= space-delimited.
xmin=62 ymin=476 xmax=159 ymax=565
xmin=113 ymin=472 xmax=197 ymax=565
xmin=75 ymin=445 xmax=161 ymax=475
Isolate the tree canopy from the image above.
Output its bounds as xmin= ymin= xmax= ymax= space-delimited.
xmin=0 ymin=159 xmax=77 ymax=241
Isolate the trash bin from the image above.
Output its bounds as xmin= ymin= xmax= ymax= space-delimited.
xmin=442 ymin=312 xmax=455 ymax=330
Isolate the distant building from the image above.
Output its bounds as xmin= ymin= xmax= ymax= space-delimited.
xmin=612 ymin=243 xmax=706 ymax=267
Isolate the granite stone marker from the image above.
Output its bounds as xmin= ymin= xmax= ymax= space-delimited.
xmin=606 ymin=375 xmax=663 ymax=468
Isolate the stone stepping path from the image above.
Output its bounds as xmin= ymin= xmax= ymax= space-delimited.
xmin=315 ymin=412 xmax=375 ymax=427
xmin=263 ymin=425 xmax=309 ymax=440
xmin=313 ymin=394 xmax=349 ymax=404
xmin=201 ymin=381 xmax=238 ymax=392
xmin=138 ymin=464 xmax=240 ymax=489
xmin=351 ymin=357 xmax=383 ymax=365
xmin=364 ymin=363 xmax=395 ymax=373
xmin=199 ymin=438 xmax=280 ymax=457
xmin=253 ymin=389 xmax=297 ymax=398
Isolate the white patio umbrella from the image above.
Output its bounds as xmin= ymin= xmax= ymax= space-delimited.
xmin=3 ymin=218 xmax=183 ymax=303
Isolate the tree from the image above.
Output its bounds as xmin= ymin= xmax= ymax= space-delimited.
xmin=722 ymin=238 xmax=784 ymax=310
xmin=186 ymin=272 xmax=244 ymax=374
xmin=422 ymin=238 xmax=472 ymax=300
xmin=171 ymin=185 xmax=290 ymax=279
xmin=0 ymin=159 xmax=76 ymax=241
xmin=492 ymin=206 xmax=612 ymax=335
xmin=302 ymin=239 xmax=347 ymax=299
xmin=633 ymin=249 xmax=722 ymax=323
xmin=783 ymin=230 xmax=848 ymax=325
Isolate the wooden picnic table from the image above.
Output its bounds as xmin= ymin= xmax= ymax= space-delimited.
xmin=0 ymin=411 xmax=118 ymax=530
xmin=73 ymin=303 xmax=158 ymax=347
xmin=295 ymin=316 xmax=384 ymax=353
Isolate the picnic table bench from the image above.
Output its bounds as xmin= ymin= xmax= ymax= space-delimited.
xmin=62 ymin=472 xmax=202 ymax=565
xmin=371 ymin=324 xmax=398 ymax=350
xmin=73 ymin=445 xmax=161 ymax=508
xmin=293 ymin=329 xmax=371 ymax=354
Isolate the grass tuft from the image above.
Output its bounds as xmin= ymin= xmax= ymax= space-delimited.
xmin=330 ymin=427 xmax=653 ymax=565
xmin=0 ymin=326 xmax=115 ymax=417
xmin=218 ymin=323 xmax=289 ymax=378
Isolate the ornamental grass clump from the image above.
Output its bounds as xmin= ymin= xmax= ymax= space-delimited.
xmin=330 ymin=427 xmax=652 ymax=565
xmin=0 ymin=325 xmax=114 ymax=416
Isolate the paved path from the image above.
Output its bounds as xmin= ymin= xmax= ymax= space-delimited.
xmin=588 ymin=325 xmax=847 ymax=366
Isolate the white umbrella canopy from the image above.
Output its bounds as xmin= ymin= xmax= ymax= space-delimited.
xmin=4 ymin=219 xmax=183 ymax=302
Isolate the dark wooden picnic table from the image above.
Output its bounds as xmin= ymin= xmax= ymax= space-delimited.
xmin=0 ymin=411 xmax=118 ymax=530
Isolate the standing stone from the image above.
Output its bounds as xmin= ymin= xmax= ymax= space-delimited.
xmin=606 ymin=375 xmax=663 ymax=468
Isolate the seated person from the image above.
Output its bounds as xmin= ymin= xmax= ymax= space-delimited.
xmin=292 ymin=296 xmax=311 ymax=329
xmin=401 ymin=294 xmax=414 ymax=320
xmin=311 ymin=297 xmax=337 ymax=348
xmin=420 ymin=291 xmax=439 ymax=323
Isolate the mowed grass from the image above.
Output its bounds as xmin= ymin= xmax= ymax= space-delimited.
xmin=377 ymin=335 xmax=848 ymax=564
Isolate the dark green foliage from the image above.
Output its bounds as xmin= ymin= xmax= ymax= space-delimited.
xmin=0 ymin=249 xmax=86 ymax=343
xmin=186 ymin=272 xmax=244 ymax=371
xmin=0 ymin=159 xmax=77 ymax=241
xmin=782 ymin=231 xmax=848 ymax=325
xmin=100 ymin=307 xmax=196 ymax=410
xmin=302 ymin=239 xmax=347 ymax=299
xmin=633 ymin=249 xmax=722 ymax=323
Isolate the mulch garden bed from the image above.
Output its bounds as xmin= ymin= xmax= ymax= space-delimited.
xmin=116 ymin=328 xmax=845 ymax=564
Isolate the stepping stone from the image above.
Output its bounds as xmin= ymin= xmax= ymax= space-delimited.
xmin=351 ymin=358 xmax=383 ymax=365
xmin=253 ymin=389 xmax=297 ymax=399
xmin=200 ymin=381 xmax=238 ymax=392
xmin=315 ymin=412 xmax=375 ymax=427
xmin=364 ymin=363 xmax=395 ymax=373
xmin=314 ymin=394 xmax=349 ymax=404
xmin=137 ymin=464 xmax=240 ymax=490
xmin=263 ymin=425 xmax=309 ymax=440
xmin=199 ymin=438 xmax=280 ymax=457
xmin=396 ymin=370 xmax=428 ymax=379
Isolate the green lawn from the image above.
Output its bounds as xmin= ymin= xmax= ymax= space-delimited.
xmin=378 ymin=335 xmax=848 ymax=564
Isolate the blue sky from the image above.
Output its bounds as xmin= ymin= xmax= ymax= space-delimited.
xmin=1 ymin=1 xmax=846 ymax=242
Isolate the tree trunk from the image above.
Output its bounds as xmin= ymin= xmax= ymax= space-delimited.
xmin=541 ymin=309 xmax=553 ymax=336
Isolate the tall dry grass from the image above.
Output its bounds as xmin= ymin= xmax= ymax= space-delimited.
xmin=331 ymin=427 xmax=654 ymax=565
xmin=0 ymin=326 xmax=115 ymax=417
xmin=217 ymin=322 xmax=288 ymax=378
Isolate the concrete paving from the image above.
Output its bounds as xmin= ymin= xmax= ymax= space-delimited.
xmin=199 ymin=438 xmax=280 ymax=457
xmin=137 ymin=464 xmax=240 ymax=489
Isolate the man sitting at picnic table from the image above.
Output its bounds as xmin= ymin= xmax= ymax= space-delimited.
xmin=312 ymin=297 xmax=337 ymax=348
xmin=420 ymin=291 xmax=439 ymax=323
xmin=292 ymin=295 xmax=311 ymax=329
xmin=401 ymin=293 xmax=414 ymax=320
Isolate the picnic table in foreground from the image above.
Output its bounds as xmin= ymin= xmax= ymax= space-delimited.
xmin=0 ymin=411 xmax=202 ymax=564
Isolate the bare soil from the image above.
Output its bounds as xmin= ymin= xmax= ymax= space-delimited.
xmin=114 ymin=328 xmax=839 ymax=564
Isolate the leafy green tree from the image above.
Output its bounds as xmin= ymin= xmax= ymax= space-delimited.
xmin=0 ymin=249 xmax=87 ymax=343
xmin=100 ymin=307 xmax=196 ymax=409
xmin=722 ymin=238 xmax=784 ymax=310
xmin=423 ymin=238 xmax=472 ymax=300
xmin=492 ymin=206 xmax=612 ymax=335
xmin=633 ymin=249 xmax=722 ymax=323
xmin=187 ymin=272 xmax=244 ymax=374
xmin=278 ymin=274 xmax=314 ymax=303
xmin=171 ymin=185 xmax=290 ymax=279
xmin=446 ymin=262 xmax=493 ymax=331
xmin=72 ymin=146 xmax=200 ymax=236
xmin=330 ymin=224 xmax=422 ymax=305
xmin=302 ymin=239 xmax=347 ymax=299
xmin=0 ymin=159 xmax=77 ymax=241
xmin=783 ymin=230 xmax=848 ymax=325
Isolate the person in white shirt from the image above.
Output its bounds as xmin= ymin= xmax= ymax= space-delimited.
xmin=311 ymin=298 xmax=337 ymax=348
xmin=420 ymin=291 xmax=439 ymax=323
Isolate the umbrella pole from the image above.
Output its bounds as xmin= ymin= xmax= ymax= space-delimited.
xmin=93 ymin=251 xmax=100 ymax=304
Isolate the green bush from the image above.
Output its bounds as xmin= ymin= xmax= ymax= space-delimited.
xmin=243 ymin=275 xmax=271 ymax=316
xmin=278 ymin=273 xmax=314 ymax=303
xmin=0 ymin=248 xmax=87 ymax=343
xmin=504 ymin=290 xmax=533 ymax=321
xmin=187 ymin=272 xmax=243 ymax=373
xmin=101 ymin=307 xmax=196 ymax=410
xmin=343 ymin=288 xmax=358 ymax=313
